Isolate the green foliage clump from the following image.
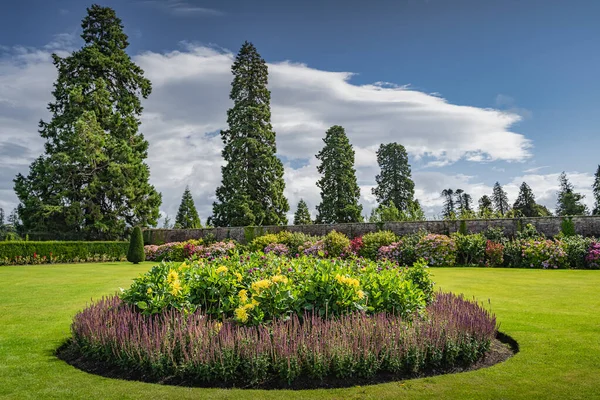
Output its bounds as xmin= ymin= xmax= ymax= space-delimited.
xmin=556 ymin=172 xmax=588 ymax=216
xmin=127 ymin=227 xmax=145 ymax=264
xmin=120 ymin=254 xmax=431 ymax=322
xmin=483 ymin=226 xmax=505 ymax=243
xmin=520 ymin=239 xmax=567 ymax=269
xmin=359 ymin=230 xmax=398 ymax=260
xmin=558 ymin=235 xmax=592 ymax=270
xmin=516 ymin=223 xmax=543 ymax=240
xmin=277 ymin=231 xmax=321 ymax=256
xmin=323 ymin=230 xmax=351 ymax=258
xmin=452 ymin=233 xmax=487 ymax=266
xmin=0 ymin=241 xmax=128 ymax=265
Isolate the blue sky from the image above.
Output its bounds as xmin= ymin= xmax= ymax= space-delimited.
xmin=1 ymin=0 xmax=599 ymax=221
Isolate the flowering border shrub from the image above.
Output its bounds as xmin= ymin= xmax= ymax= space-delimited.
xmin=485 ymin=241 xmax=504 ymax=268
xmin=415 ymin=234 xmax=457 ymax=267
xmin=264 ymin=243 xmax=289 ymax=256
xmin=70 ymin=292 xmax=496 ymax=388
xmin=520 ymin=239 xmax=567 ymax=269
xmin=585 ymin=241 xmax=600 ymax=269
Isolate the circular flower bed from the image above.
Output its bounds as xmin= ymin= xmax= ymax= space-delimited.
xmin=62 ymin=254 xmax=503 ymax=388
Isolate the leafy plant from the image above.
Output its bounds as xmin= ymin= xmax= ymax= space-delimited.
xmin=359 ymin=230 xmax=398 ymax=260
xmin=452 ymin=233 xmax=486 ymax=266
xmin=323 ymin=230 xmax=350 ymax=258
xmin=415 ymin=234 xmax=457 ymax=267
xmin=485 ymin=240 xmax=504 ymax=268
xmin=127 ymin=226 xmax=145 ymax=264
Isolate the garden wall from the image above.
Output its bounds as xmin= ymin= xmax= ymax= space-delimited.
xmin=143 ymin=216 xmax=600 ymax=245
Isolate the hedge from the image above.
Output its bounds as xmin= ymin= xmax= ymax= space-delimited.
xmin=0 ymin=241 xmax=129 ymax=266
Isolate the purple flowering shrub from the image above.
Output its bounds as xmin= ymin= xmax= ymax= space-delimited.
xmin=70 ymin=291 xmax=496 ymax=387
xmin=585 ymin=241 xmax=600 ymax=269
xmin=264 ymin=243 xmax=289 ymax=256
xmin=520 ymin=239 xmax=567 ymax=269
xmin=415 ymin=234 xmax=457 ymax=267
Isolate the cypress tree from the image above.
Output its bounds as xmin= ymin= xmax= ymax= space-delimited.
xmin=556 ymin=172 xmax=588 ymax=216
xmin=372 ymin=143 xmax=415 ymax=211
xmin=211 ymin=41 xmax=289 ymax=227
xmin=513 ymin=182 xmax=538 ymax=217
xmin=127 ymin=226 xmax=145 ymax=264
xmin=492 ymin=182 xmax=510 ymax=216
xmin=175 ymin=186 xmax=202 ymax=229
xmin=315 ymin=125 xmax=363 ymax=223
xmin=293 ymin=199 xmax=312 ymax=225
xmin=593 ymin=165 xmax=600 ymax=215
xmin=13 ymin=5 xmax=161 ymax=240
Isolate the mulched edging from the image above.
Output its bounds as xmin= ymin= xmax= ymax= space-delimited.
xmin=56 ymin=331 xmax=517 ymax=390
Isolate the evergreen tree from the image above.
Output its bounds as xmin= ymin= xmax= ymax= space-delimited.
xmin=13 ymin=5 xmax=161 ymax=240
xmin=0 ymin=208 xmax=4 ymax=229
xmin=372 ymin=143 xmax=415 ymax=211
xmin=162 ymin=215 xmax=173 ymax=229
xmin=315 ymin=125 xmax=363 ymax=223
xmin=454 ymin=189 xmax=465 ymax=213
xmin=513 ymin=182 xmax=539 ymax=217
xmin=492 ymin=182 xmax=510 ymax=216
xmin=478 ymin=195 xmax=494 ymax=218
xmin=174 ymin=186 xmax=202 ymax=229
xmin=593 ymin=165 xmax=600 ymax=215
xmin=441 ymin=189 xmax=455 ymax=219
xmin=556 ymin=172 xmax=588 ymax=216
xmin=211 ymin=41 xmax=289 ymax=227
xmin=293 ymin=199 xmax=312 ymax=225
xmin=127 ymin=226 xmax=145 ymax=264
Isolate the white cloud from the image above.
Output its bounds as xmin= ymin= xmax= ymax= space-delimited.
xmin=139 ymin=1 xmax=223 ymax=17
xmin=0 ymin=40 xmax=536 ymax=222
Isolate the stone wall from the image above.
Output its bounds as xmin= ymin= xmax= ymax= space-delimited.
xmin=143 ymin=216 xmax=600 ymax=245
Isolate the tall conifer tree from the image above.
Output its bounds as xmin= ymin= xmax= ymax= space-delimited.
xmin=556 ymin=172 xmax=588 ymax=216
xmin=372 ymin=143 xmax=415 ymax=211
xmin=293 ymin=199 xmax=312 ymax=225
xmin=175 ymin=186 xmax=202 ymax=229
xmin=211 ymin=41 xmax=288 ymax=227
xmin=592 ymin=165 xmax=600 ymax=215
xmin=13 ymin=5 xmax=161 ymax=239
xmin=513 ymin=182 xmax=538 ymax=217
xmin=315 ymin=125 xmax=363 ymax=223
xmin=492 ymin=182 xmax=510 ymax=216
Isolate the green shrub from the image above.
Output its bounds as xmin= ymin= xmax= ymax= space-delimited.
xmin=521 ymin=239 xmax=567 ymax=269
xmin=0 ymin=241 xmax=128 ymax=265
xmin=249 ymin=233 xmax=280 ymax=252
xmin=502 ymin=239 xmax=523 ymax=268
xmin=483 ymin=226 xmax=505 ymax=243
xmin=127 ymin=226 xmax=145 ymax=264
xmin=323 ymin=230 xmax=350 ymax=258
xmin=516 ymin=223 xmax=543 ymax=240
xmin=452 ymin=233 xmax=486 ymax=266
xmin=458 ymin=219 xmax=468 ymax=235
xmin=560 ymin=217 xmax=576 ymax=237
xmin=359 ymin=230 xmax=398 ymax=260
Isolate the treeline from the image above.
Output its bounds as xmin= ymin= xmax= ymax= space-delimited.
xmin=9 ymin=5 xmax=600 ymax=241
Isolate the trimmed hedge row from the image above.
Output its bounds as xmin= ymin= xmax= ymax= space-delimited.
xmin=0 ymin=241 xmax=129 ymax=266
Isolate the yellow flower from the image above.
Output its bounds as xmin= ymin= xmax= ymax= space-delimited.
xmin=216 ymin=266 xmax=228 ymax=275
xmin=147 ymin=287 xmax=153 ymax=294
xmin=243 ymin=302 xmax=255 ymax=311
xmin=251 ymin=298 xmax=260 ymax=307
xmin=271 ymin=274 xmax=288 ymax=284
xmin=238 ymin=289 xmax=249 ymax=303
xmin=235 ymin=306 xmax=249 ymax=323
xmin=357 ymin=290 xmax=365 ymax=299
xmin=170 ymin=280 xmax=182 ymax=296
xmin=235 ymin=272 xmax=243 ymax=282
xmin=213 ymin=322 xmax=223 ymax=333
xmin=335 ymin=274 xmax=360 ymax=288
xmin=167 ymin=269 xmax=179 ymax=284
xmin=252 ymin=279 xmax=272 ymax=293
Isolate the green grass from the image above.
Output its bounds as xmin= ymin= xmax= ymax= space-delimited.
xmin=1 ymin=263 xmax=599 ymax=399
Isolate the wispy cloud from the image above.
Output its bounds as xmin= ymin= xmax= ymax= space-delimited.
xmin=140 ymin=0 xmax=223 ymax=17
xmin=524 ymin=166 xmax=550 ymax=173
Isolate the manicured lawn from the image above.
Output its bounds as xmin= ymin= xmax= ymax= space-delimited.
xmin=1 ymin=263 xmax=599 ymax=399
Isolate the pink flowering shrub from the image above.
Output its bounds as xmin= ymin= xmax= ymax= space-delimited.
xmin=264 ymin=243 xmax=290 ymax=256
xmin=145 ymin=240 xmax=234 ymax=262
xmin=415 ymin=234 xmax=457 ymax=267
xmin=349 ymin=236 xmax=364 ymax=255
xmin=300 ymin=240 xmax=326 ymax=257
xmin=585 ymin=241 xmax=600 ymax=269
xmin=485 ymin=240 xmax=504 ymax=268
xmin=378 ymin=241 xmax=402 ymax=262
xmin=520 ymin=239 xmax=567 ymax=269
